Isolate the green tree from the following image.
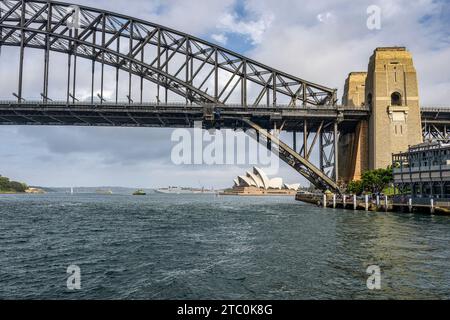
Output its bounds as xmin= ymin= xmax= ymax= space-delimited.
xmin=0 ymin=176 xmax=11 ymax=191
xmin=0 ymin=175 xmax=28 ymax=193
xmin=347 ymin=180 xmax=364 ymax=195
xmin=361 ymin=167 xmax=393 ymax=194
xmin=9 ymin=181 xmax=27 ymax=193
xmin=346 ymin=167 xmax=393 ymax=195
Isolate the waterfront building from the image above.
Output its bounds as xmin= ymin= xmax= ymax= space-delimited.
xmin=223 ymin=167 xmax=300 ymax=196
xmin=392 ymin=142 xmax=450 ymax=198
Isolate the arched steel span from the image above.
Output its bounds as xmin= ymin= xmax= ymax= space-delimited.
xmin=0 ymin=0 xmax=344 ymax=193
xmin=0 ymin=0 xmax=337 ymax=106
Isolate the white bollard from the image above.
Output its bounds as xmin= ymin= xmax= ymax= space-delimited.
xmin=323 ymin=194 xmax=327 ymax=208
xmin=430 ymin=198 xmax=435 ymax=214
xmin=333 ymin=194 xmax=336 ymax=209
xmin=343 ymin=195 xmax=346 ymax=208
xmin=376 ymin=195 xmax=380 ymax=206
xmin=365 ymin=195 xmax=369 ymax=211
xmin=408 ymin=198 xmax=413 ymax=213
xmin=385 ymin=195 xmax=388 ymax=212
xmin=353 ymin=195 xmax=357 ymax=210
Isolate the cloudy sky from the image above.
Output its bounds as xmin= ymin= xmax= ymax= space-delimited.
xmin=0 ymin=0 xmax=449 ymax=188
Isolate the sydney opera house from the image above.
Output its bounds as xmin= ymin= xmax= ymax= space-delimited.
xmin=221 ymin=167 xmax=300 ymax=196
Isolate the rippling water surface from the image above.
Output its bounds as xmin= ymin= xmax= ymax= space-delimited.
xmin=1 ymin=193 xmax=449 ymax=299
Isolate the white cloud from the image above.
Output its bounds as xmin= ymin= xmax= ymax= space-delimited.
xmin=217 ymin=12 xmax=274 ymax=45
xmin=243 ymin=0 xmax=450 ymax=103
xmin=316 ymin=12 xmax=334 ymax=23
xmin=211 ymin=33 xmax=228 ymax=45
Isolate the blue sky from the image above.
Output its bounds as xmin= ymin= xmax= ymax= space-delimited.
xmin=0 ymin=0 xmax=449 ymax=188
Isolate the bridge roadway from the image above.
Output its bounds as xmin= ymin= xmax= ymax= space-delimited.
xmin=0 ymin=101 xmax=369 ymax=131
xmin=0 ymin=101 xmax=448 ymax=131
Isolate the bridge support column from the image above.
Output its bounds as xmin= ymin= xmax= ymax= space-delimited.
xmin=334 ymin=121 xmax=339 ymax=182
xmin=341 ymin=48 xmax=424 ymax=183
xmin=339 ymin=72 xmax=369 ymax=184
xmin=319 ymin=122 xmax=339 ymax=184
xmin=366 ymin=47 xmax=423 ymax=170
xmin=293 ymin=132 xmax=297 ymax=153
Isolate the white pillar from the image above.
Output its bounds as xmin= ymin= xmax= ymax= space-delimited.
xmin=323 ymin=194 xmax=327 ymax=208
xmin=430 ymin=198 xmax=435 ymax=214
xmin=376 ymin=195 xmax=380 ymax=206
xmin=365 ymin=194 xmax=369 ymax=211
xmin=333 ymin=194 xmax=336 ymax=209
xmin=343 ymin=195 xmax=346 ymax=208
xmin=385 ymin=195 xmax=388 ymax=212
xmin=408 ymin=198 xmax=413 ymax=213
xmin=353 ymin=195 xmax=357 ymax=210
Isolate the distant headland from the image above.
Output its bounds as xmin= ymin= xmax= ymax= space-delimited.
xmin=0 ymin=175 xmax=45 ymax=194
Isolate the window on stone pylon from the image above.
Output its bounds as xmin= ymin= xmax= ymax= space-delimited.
xmin=391 ymin=92 xmax=402 ymax=106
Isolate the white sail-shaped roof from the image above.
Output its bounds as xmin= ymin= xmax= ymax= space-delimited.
xmin=253 ymin=167 xmax=270 ymax=190
xmin=268 ymin=178 xmax=283 ymax=189
xmin=233 ymin=167 xmax=300 ymax=191
xmin=246 ymin=171 xmax=263 ymax=188
xmin=284 ymin=183 xmax=301 ymax=191
xmin=238 ymin=176 xmax=255 ymax=187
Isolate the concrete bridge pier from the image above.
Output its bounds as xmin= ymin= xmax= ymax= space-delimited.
xmin=338 ymin=47 xmax=423 ymax=184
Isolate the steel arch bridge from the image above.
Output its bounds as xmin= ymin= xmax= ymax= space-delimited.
xmin=1 ymin=1 xmax=449 ymax=193
xmin=0 ymin=0 xmax=450 ymax=192
xmin=0 ymin=0 xmax=346 ymax=192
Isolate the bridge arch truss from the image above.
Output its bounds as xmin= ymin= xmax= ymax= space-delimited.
xmin=0 ymin=0 xmax=337 ymax=107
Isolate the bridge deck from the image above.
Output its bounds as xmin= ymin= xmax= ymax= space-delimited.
xmin=1 ymin=102 xmax=449 ymax=131
xmin=0 ymin=102 xmax=370 ymax=131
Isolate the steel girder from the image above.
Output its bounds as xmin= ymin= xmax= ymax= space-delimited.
xmin=0 ymin=0 xmax=337 ymax=106
xmin=421 ymin=108 xmax=450 ymax=143
xmin=239 ymin=118 xmax=341 ymax=193
xmin=423 ymin=122 xmax=450 ymax=143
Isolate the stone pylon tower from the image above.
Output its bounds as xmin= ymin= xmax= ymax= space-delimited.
xmin=339 ymin=72 xmax=369 ymax=182
xmin=365 ymin=47 xmax=423 ymax=170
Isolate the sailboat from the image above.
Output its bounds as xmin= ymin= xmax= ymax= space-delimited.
xmin=70 ymin=187 xmax=74 ymax=195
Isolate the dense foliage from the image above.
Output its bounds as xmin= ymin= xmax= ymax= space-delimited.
xmin=346 ymin=167 xmax=393 ymax=195
xmin=0 ymin=175 xmax=27 ymax=193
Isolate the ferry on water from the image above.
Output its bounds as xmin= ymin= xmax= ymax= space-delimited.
xmin=155 ymin=187 xmax=216 ymax=194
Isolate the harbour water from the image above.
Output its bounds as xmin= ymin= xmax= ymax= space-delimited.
xmin=0 ymin=193 xmax=449 ymax=299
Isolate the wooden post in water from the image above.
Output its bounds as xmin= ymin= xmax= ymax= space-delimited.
xmin=333 ymin=194 xmax=336 ymax=209
xmin=365 ymin=195 xmax=369 ymax=211
xmin=353 ymin=195 xmax=357 ymax=210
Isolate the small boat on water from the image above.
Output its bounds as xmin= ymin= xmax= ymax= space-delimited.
xmin=133 ymin=189 xmax=146 ymax=196
xmin=96 ymin=189 xmax=113 ymax=195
